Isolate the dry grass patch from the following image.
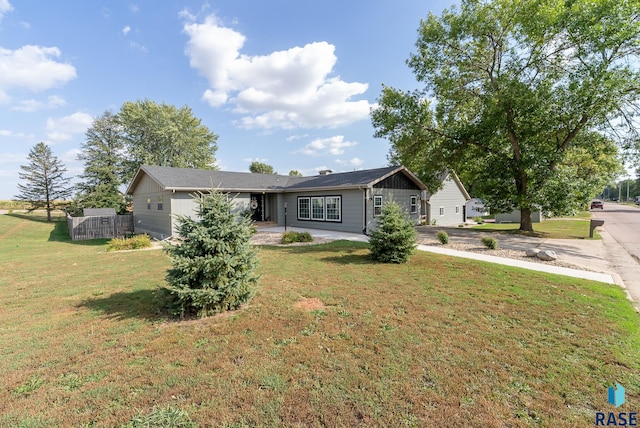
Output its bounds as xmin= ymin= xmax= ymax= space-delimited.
xmin=0 ymin=215 xmax=638 ymax=427
xmin=293 ymin=297 xmax=325 ymax=311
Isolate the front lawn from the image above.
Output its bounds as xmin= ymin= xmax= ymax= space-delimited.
xmin=473 ymin=218 xmax=599 ymax=239
xmin=0 ymin=214 xmax=637 ymax=426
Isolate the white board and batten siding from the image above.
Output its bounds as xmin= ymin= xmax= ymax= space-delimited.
xmin=427 ymin=175 xmax=467 ymax=226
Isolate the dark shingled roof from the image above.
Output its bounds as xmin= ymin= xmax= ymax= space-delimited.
xmin=126 ymin=165 xmax=427 ymax=194
xmin=126 ymin=165 xmax=311 ymax=193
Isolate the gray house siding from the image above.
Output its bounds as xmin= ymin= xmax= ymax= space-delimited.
xmin=132 ymin=174 xmax=173 ymax=239
xmin=426 ymin=175 xmax=467 ymax=226
xmin=279 ymin=189 xmax=365 ymax=234
xmin=365 ymin=188 xmax=422 ymax=233
xmin=127 ymin=165 xmax=457 ymax=238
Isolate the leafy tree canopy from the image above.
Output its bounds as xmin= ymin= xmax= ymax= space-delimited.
xmin=372 ymin=0 xmax=637 ymax=230
xmin=118 ymin=99 xmax=218 ymax=184
xmin=288 ymin=169 xmax=303 ymax=176
xmin=249 ymin=161 xmax=276 ymax=175
xmin=15 ymin=142 xmax=72 ymax=221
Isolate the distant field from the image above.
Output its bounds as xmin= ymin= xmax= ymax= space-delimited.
xmin=0 ymin=213 xmax=637 ymax=426
xmin=0 ymin=200 xmax=69 ymax=212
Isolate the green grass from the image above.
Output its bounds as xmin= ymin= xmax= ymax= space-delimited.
xmin=0 ymin=214 xmax=638 ymax=426
xmin=473 ymin=217 xmax=600 ymax=239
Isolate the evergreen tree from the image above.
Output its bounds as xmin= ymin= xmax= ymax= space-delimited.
xmin=161 ymin=190 xmax=260 ymax=318
xmin=74 ymin=111 xmax=127 ymax=214
xmin=369 ymin=201 xmax=417 ymax=263
xmin=15 ymin=142 xmax=72 ymax=221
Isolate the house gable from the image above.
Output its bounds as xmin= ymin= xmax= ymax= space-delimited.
xmin=373 ymin=171 xmax=422 ymax=190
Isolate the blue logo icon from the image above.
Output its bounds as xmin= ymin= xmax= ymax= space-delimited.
xmin=608 ymin=383 xmax=625 ymax=407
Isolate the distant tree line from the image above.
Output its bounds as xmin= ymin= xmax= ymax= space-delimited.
xmin=15 ymin=99 xmax=309 ymax=220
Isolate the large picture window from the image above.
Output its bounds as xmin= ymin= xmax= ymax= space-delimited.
xmin=297 ymin=196 xmax=341 ymax=222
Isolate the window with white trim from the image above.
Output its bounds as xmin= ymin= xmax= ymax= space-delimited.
xmin=455 ymin=206 xmax=460 ymax=214
xmin=298 ymin=197 xmax=310 ymax=220
xmin=326 ymin=196 xmax=341 ymax=221
xmin=439 ymin=207 xmax=445 ymax=216
xmin=297 ymin=196 xmax=342 ymax=222
xmin=410 ymin=195 xmax=418 ymax=214
xmin=311 ymin=197 xmax=324 ymax=220
xmin=373 ymin=195 xmax=383 ymax=216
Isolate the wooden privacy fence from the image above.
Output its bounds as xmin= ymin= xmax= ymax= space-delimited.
xmin=66 ymin=213 xmax=134 ymax=241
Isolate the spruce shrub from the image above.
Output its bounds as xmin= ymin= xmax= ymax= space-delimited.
xmin=481 ymin=236 xmax=498 ymax=249
xmin=281 ymin=231 xmax=313 ymax=244
xmin=160 ymin=190 xmax=259 ymax=318
xmin=436 ymin=230 xmax=449 ymax=244
xmin=369 ymin=201 xmax=417 ymax=263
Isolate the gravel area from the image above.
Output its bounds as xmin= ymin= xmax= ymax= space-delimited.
xmin=251 ymin=231 xmax=592 ymax=271
xmin=415 ymin=236 xmax=591 ymax=271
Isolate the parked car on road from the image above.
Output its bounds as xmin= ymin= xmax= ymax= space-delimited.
xmin=590 ymin=200 xmax=604 ymax=209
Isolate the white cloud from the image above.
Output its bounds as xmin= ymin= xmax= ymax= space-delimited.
xmin=297 ymin=135 xmax=357 ymax=156
xmin=129 ymin=42 xmax=147 ymax=53
xmin=0 ymin=0 xmax=13 ymax=21
xmin=0 ymin=45 xmax=76 ymax=101
xmin=182 ymin=14 xmax=372 ymax=129
xmin=11 ymin=95 xmax=66 ymax=112
xmin=20 ymin=21 xmax=30 ymax=29
xmin=122 ymin=25 xmax=131 ymax=35
xmin=45 ymin=112 xmax=93 ymax=142
xmin=336 ymin=157 xmax=364 ymax=167
xmin=129 ymin=4 xmax=139 ymax=13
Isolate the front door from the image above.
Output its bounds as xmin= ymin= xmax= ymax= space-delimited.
xmin=250 ymin=194 xmax=263 ymax=221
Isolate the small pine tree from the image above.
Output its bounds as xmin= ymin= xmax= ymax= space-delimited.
xmin=15 ymin=142 xmax=72 ymax=221
xmin=160 ymin=189 xmax=259 ymax=317
xmin=369 ymin=201 xmax=417 ymax=263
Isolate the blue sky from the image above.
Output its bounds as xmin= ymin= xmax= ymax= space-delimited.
xmin=0 ymin=0 xmax=456 ymax=199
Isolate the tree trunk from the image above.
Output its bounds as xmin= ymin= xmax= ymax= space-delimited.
xmin=519 ymin=207 xmax=533 ymax=232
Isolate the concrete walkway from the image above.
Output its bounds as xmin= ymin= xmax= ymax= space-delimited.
xmin=260 ymin=225 xmax=639 ymax=310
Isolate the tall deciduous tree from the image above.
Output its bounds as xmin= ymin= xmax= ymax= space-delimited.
xmin=15 ymin=142 xmax=71 ymax=221
xmin=288 ymin=170 xmax=302 ymax=176
xmin=371 ymin=0 xmax=637 ymax=231
xmin=73 ymin=111 xmax=127 ymax=214
xmin=249 ymin=161 xmax=276 ymax=175
xmin=118 ymin=99 xmax=218 ymax=184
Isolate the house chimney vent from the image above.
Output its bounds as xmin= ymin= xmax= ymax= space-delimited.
xmin=318 ymin=169 xmax=333 ymax=175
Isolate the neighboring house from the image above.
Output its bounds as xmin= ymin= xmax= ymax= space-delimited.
xmin=125 ymin=165 xmax=468 ymax=239
xmin=465 ymin=198 xmax=489 ymax=218
xmin=421 ymin=171 xmax=470 ymax=226
xmin=495 ymin=209 xmax=545 ymax=223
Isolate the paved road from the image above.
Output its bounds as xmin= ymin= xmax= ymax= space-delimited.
xmin=590 ymin=202 xmax=640 ymax=262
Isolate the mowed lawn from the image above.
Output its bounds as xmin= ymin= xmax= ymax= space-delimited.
xmin=0 ymin=214 xmax=638 ymax=427
xmin=472 ymin=218 xmax=599 ymax=239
